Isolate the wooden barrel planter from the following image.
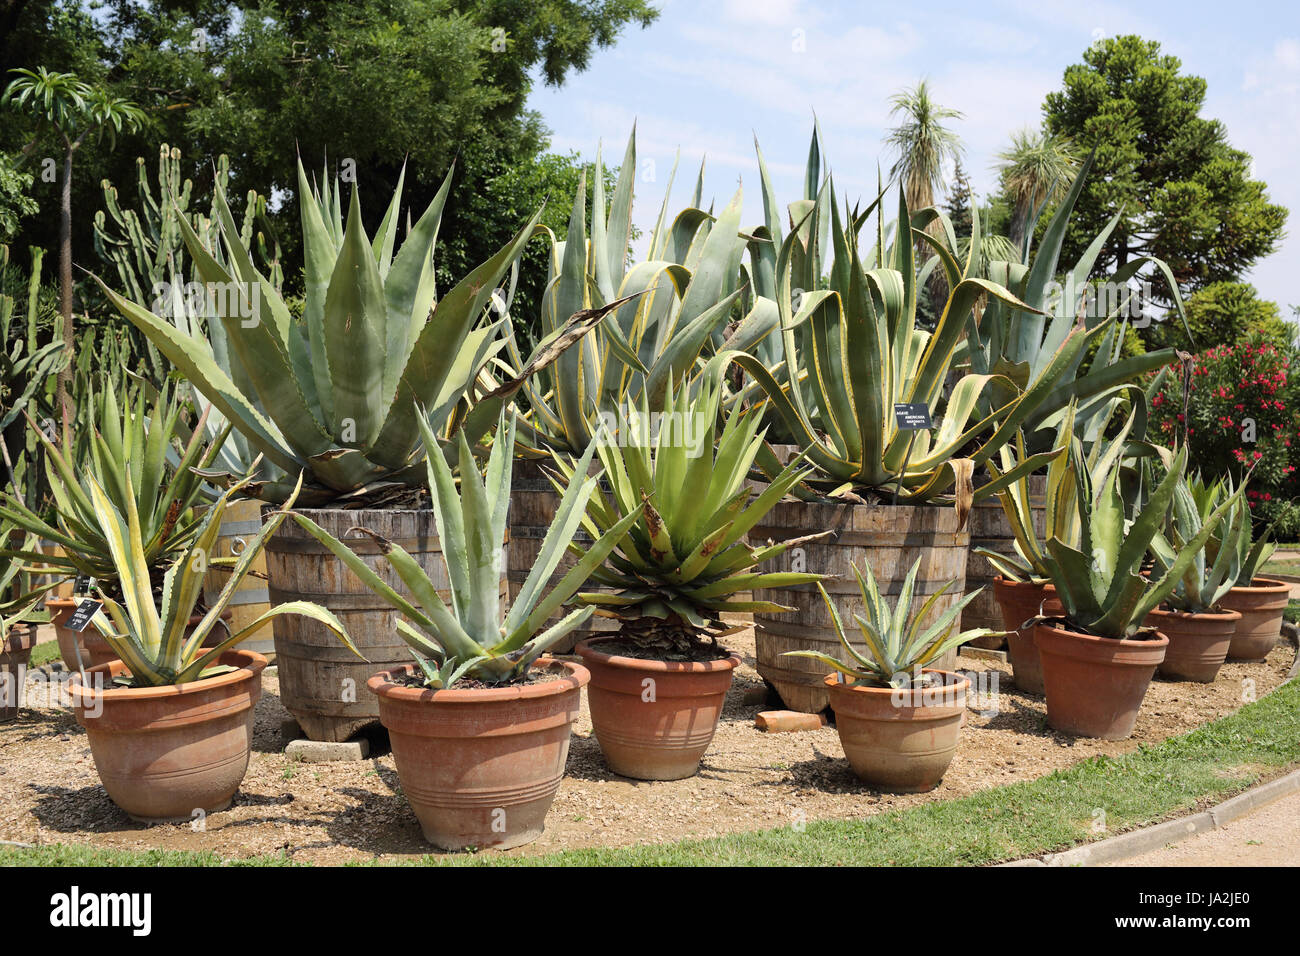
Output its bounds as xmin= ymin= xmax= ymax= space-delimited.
xmin=508 ymin=458 xmax=619 ymax=653
xmin=202 ymin=498 xmax=274 ymax=659
xmin=264 ymin=508 xmax=507 ymax=743
xmin=751 ymin=499 xmax=971 ymax=714
xmin=963 ymin=476 xmax=1047 ymax=649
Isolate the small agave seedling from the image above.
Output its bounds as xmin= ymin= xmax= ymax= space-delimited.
xmin=784 ymin=557 xmax=999 ymax=689
xmin=82 ymin=473 xmax=358 ymax=687
xmin=975 ymin=397 xmax=1143 ymax=583
xmin=293 ymin=410 xmax=643 ymax=688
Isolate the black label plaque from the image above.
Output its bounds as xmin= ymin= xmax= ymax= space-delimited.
xmin=893 ymin=403 xmax=933 ymax=429
xmin=65 ymin=598 xmax=104 ymax=634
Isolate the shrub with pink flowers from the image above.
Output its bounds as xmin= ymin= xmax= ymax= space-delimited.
xmin=1148 ymin=338 xmax=1300 ymax=538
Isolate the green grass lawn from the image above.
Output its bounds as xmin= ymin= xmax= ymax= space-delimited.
xmin=1261 ymin=558 xmax=1300 ymax=578
xmin=3 ymin=675 xmax=1297 ymax=868
xmin=28 ymin=640 xmax=61 ymax=668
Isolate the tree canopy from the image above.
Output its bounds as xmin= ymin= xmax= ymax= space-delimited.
xmin=1043 ymin=35 xmax=1286 ymax=331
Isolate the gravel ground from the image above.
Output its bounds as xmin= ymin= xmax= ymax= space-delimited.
xmin=0 ymin=628 xmax=1293 ymax=863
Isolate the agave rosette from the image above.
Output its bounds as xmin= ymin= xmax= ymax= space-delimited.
xmin=98 ymin=160 xmax=596 ymax=505
xmin=289 ymin=410 xmax=643 ymax=687
xmin=785 ymin=556 xmax=1000 ymax=689
xmin=552 ymin=377 xmax=826 ymax=653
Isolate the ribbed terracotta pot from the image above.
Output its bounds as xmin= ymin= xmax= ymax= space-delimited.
xmin=1035 ymin=622 xmax=1168 ymax=740
xmin=824 ymin=669 xmax=969 ymax=792
xmin=576 ymin=636 xmax=740 ymax=781
xmin=367 ymin=658 xmax=588 ymax=851
xmin=992 ymin=576 xmax=1063 ymax=696
xmin=52 ymin=598 xmax=234 ymax=669
xmin=1145 ymin=607 xmax=1239 ymax=682
xmin=1 ymin=624 xmax=37 ymax=722
xmin=71 ymin=649 xmax=267 ymax=821
xmin=1221 ymin=578 xmax=1290 ymax=662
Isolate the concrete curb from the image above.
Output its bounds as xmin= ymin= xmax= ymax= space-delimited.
xmin=999 ymin=767 xmax=1300 ymax=867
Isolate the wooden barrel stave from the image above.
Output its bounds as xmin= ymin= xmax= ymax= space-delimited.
xmin=752 ymin=499 xmax=971 ymax=713
xmin=203 ymin=499 xmax=275 ymax=658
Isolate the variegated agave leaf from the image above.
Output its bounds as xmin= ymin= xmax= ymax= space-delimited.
xmin=290 ymin=408 xmax=641 ymax=689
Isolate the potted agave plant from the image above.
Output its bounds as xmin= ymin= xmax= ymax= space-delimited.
xmin=487 ymin=129 xmax=768 ymax=651
xmin=783 ymin=557 xmax=1000 ymax=791
xmin=101 ymin=162 xmax=619 ymax=742
xmin=69 ymin=474 xmax=356 ymax=821
xmin=1 ymin=520 xmax=55 ymax=721
xmin=0 ymin=382 xmax=228 ymax=670
xmin=1217 ymin=493 xmax=1287 ymax=662
xmin=1146 ymin=469 xmax=1247 ymax=682
xmin=293 ymin=411 xmax=640 ymax=850
xmin=976 ymin=401 xmax=1144 ymax=693
xmin=557 ymin=379 xmax=825 ymax=780
xmin=1034 ymin=444 xmax=1234 ymax=739
xmin=730 ymin=175 xmax=1096 ymax=713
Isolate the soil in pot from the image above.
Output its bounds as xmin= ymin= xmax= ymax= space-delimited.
xmin=992 ymin=576 xmax=1063 ymax=696
xmin=1147 ymin=607 xmax=1240 ymax=683
xmin=824 ymin=669 xmax=969 ymax=792
xmin=750 ymin=499 xmax=970 ymax=713
xmin=70 ymin=649 xmax=268 ymax=821
xmin=577 ymin=634 xmax=741 ymax=781
xmin=1034 ymin=621 xmax=1168 ymax=740
xmin=1220 ymin=578 xmax=1290 ymax=662
xmin=0 ymin=624 xmax=37 ymax=722
xmin=367 ymin=658 xmax=588 ymax=851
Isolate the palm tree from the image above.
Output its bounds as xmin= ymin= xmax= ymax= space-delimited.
xmin=3 ymin=68 xmax=145 ymax=428
xmin=996 ymin=128 xmax=1080 ymax=250
xmin=885 ymin=80 xmax=964 ymax=214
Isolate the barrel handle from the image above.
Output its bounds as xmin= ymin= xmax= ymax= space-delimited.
xmin=230 ymin=536 xmax=248 ymax=556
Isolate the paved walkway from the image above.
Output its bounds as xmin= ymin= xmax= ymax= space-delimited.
xmin=1109 ymin=789 xmax=1300 ymax=867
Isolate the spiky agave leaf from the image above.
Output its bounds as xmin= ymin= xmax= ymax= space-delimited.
xmin=784 ymin=556 xmax=1002 ymax=689
xmin=80 ymin=472 xmax=359 ymax=687
xmin=97 ymin=160 xmax=567 ymax=505
xmin=295 ymin=408 xmax=642 ymax=688
xmin=561 ymin=376 xmax=827 ymax=653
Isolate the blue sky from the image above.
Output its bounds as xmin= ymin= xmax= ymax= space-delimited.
xmin=527 ymin=0 xmax=1299 ymax=318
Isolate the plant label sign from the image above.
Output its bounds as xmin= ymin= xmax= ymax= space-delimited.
xmin=66 ymin=598 xmax=104 ymax=634
xmin=893 ymin=403 xmax=932 ymax=430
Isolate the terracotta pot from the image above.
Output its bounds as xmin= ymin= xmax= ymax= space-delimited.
xmin=992 ymin=576 xmax=1063 ymax=696
xmin=1220 ymin=578 xmax=1290 ymax=662
xmin=71 ymin=649 xmax=267 ymax=821
xmin=576 ymin=636 xmax=740 ymax=781
xmin=52 ymin=598 xmax=233 ymax=669
xmin=824 ymin=669 xmax=969 ymax=792
xmin=1034 ymin=622 xmax=1168 ymax=740
xmin=1146 ymin=607 xmax=1239 ymax=682
xmin=1 ymin=624 xmax=37 ymax=722
xmin=367 ymin=658 xmax=588 ymax=851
